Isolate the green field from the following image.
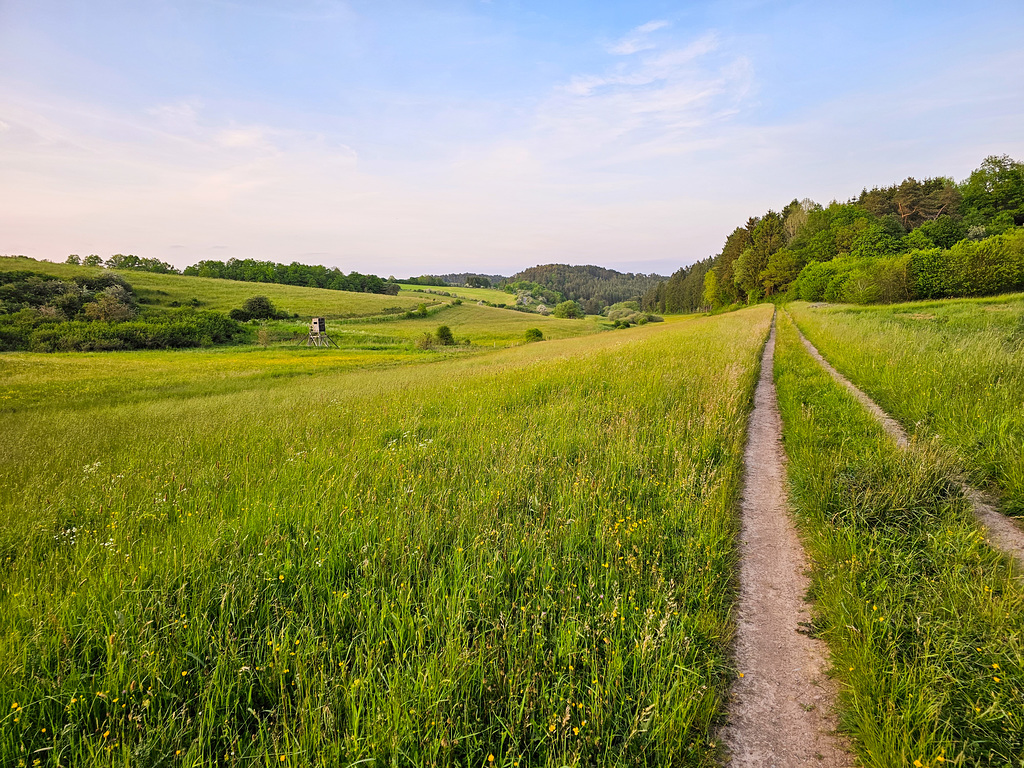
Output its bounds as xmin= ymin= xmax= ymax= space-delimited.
xmin=1 ymin=257 xmax=423 ymax=319
xmin=788 ymin=295 xmax=1024 ymax=515
xmin=0 ymin=305 xmax=774 ymax=767
xmin=333 ymin=303 xmax=603 ymax=346
xmin=399 ymin=285 xmax=515 ymax=305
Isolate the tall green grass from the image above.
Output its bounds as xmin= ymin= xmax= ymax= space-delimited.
xmin=788 ymin=296 xmax=1024 ymax=515
xmin=774 ymin=310 xmax=1024 ymax=767
xmin=0 ymin=306 xmax=772 ymax=766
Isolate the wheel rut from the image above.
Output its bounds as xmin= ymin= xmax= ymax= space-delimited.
xmin=723 ymin=317 xmax=849 ymax=767
xmin=789 ymin=311 xmax=1024 ymax=570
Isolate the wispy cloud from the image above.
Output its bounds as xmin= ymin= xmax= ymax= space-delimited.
xmin=608 ymin=19 xmax=671 ymax=55
xmin=541 ymin=32 xmax=752 ymax=165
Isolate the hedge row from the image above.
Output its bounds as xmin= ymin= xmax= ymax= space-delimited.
xmin=793 ymin=228 xmax=1024 ymax=304
xmin=0 ymin=309 xmax=244 ymax=352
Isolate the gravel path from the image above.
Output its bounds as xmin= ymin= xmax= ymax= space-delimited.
xmin=791 ymin=313 xmax=1024 ymax=569
xmin=723 ymin=318 xmax=850 ymax=767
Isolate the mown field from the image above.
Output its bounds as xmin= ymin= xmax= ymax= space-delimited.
xmin=0 ymin=305 xmax=773 ymax=767
xmin=774 ymin=310 xmax=1024 ymax=767
xmin=399 ymin=285 xmax=514 ymax=305
xmin=788 ymin=295 xmax=1024 ymax=515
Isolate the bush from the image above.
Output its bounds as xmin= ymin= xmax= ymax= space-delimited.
xmin=82 ymin=286 xmax=137 ymax=322
xmin=4 ymin=309 xmax=245 ymax=352
xmin=435 ymin=325 xmax=455 ymax=345
xmin=791 ymin=229 xmax=1024 ymax=305
xmin=795 ymin=260 xmax=846 ymax=302
xmin=404 ymin=303 xmax=430 ymax=319
xmin=524 ymin=328 xmax=544 ymax=342
xmin=910 ymin=230 xmax=1024 ymax=299
xmin=242 ymin=295 xmax=276 ymax=319
xmin=552 ymin=300 xmax=584 ymax=319
xmin=822 ymin=273 xmax=850 ymax=303
xmin=229 ymin=295 xmax=290 ymax=322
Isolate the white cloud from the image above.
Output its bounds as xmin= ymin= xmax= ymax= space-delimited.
xmin=608 ymin=19 xmax=670 ymax=55
xmin=539 ymin=32 xmax=752 ymax=166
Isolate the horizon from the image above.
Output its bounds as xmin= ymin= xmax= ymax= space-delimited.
xmin=2 ymin=0 xmax=1023 ymax=276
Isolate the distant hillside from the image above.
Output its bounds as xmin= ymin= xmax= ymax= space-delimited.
xmin=510 ymin=264 xmax=666 ymax=313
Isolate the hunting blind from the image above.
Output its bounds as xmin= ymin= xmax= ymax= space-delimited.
xmin=303 ymin=317 xmax=339 ymax=348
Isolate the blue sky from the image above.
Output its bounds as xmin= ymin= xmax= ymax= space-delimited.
xmin=2 ymin=0 xmax=1022 ymax=276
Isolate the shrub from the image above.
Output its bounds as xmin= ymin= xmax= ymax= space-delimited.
xmin=552 ymin=300 xmax=584 ymax=319
xmin=435 ymin=325 xmax=455 ymax=345
xmin=10 ymin=309 xmax=245 ymax=352
xmin=83 ymin=286 xmax=137 ymax=322
xmin=822 ymin=273 xmax=850 ymax=303
xmin=524 ymin=328 xmax=544 ymax=342
xmin=795 ymin=260 xmax=845 ymax=302
xmin=910 ymin=230 xmax=1024 ymax=299
xmin=242 ymin=295 xmax=276 ymax=319
xmin=230 ymin=296 xmax=288 ymax=322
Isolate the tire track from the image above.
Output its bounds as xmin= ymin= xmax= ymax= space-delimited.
xmin=723 ymin=316 xmax=849 ymax=767
xmin=789 ymin=311 xmax=1024 ymax=569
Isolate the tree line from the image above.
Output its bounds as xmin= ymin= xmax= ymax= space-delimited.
xmin=646 ymin=154 xmax=1024 ymax=312
xmin=182 ymin=259 xmax=399 ymax=295
xmin=64 ymin=254 xmax=400 ymax=296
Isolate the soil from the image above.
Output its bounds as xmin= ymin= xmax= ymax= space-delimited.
xmin=792 ymin=315 xmax=1024 ymax=568
xmin=722 ymin=319 xmax=850 ymax=767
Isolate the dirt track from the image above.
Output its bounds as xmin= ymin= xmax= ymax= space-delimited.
xmin=723 ymin=318 xmax=849 ymax=767
xmin=792 ymin=314 xmax=1024 ymax=570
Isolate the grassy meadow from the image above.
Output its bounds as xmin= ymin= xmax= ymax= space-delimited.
xmin=399 ymin=286 xmax=514 ymax=305
xmin=788 ymin=296 xmax=1024 ymax=515
xmin=333 ymin=303 xmax=604 ymax=347
xmin=226 ymin=302 xmax=605 ymax=355
xmin=774 ymin=310 xmax=1024 ymax=767
xmin=0 ymin=305 xmax=773 ymax=767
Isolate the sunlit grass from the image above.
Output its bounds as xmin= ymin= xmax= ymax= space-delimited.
xmin=788 ymin=295 xmax=1024 ymax=515
xmin=0 ymin=306 xmax=772 ymax=766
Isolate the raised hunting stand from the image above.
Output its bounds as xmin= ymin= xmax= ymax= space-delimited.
xmin=304 ymin=317 xmax=339 ymax=348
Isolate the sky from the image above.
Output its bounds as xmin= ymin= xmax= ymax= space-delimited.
xmin=2 ymin=1 xmax=1022 ymax=277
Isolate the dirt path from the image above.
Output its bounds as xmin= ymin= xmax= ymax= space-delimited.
xmin=791 ymin=314 xmax=1024 ymax=569
xmin=723 ymin=318 xmax=849 ymax=767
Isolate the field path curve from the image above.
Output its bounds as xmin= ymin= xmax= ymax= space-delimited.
xmin=723 ymin=316 xmax=850 ymax=767
xmin=789 ymin=311 xmax=1024 ymax=569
